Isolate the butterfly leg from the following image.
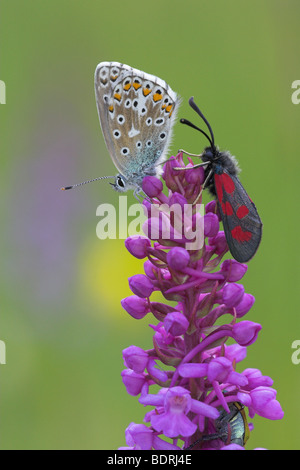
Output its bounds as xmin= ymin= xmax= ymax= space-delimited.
xmin=133 ymin=187 xmax=144 ymax=203
xmin=133 ymin=187 xmax=152 ymax=205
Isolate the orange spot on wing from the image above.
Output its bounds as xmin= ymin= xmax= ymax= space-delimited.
xmin=111 ymin=75 xmax=118 ymax=82
xmin=108 ymin=105 xmax=114 ymax=113
xmin=114 ymin=93 xmax=121 ymax=101
xmin=153 ymin=93 xmax=163 ymax=102
xmin=143 ymin=87 xmax=151 ymax=96
xmin=123 ymin=82 xmax=131 ymax=91
xmin=133 ymin=81 xmax=141 ymax=90
xmin=166 ymin=104 xmax=173 ymax=113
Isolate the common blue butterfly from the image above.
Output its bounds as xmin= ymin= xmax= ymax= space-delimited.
xmin=62 ymin=62 xmax=180 ymax=196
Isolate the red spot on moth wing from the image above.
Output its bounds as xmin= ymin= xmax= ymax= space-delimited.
xmin=214 ymin=174 xmax=224 ymax=202
xmin=222 ymin=173 xmax=235 ymax=194
xmin=231 ymin=226 xmax=252 ymax=242
xmin=222 ymin=201 xmax=233 ymax=215
xmin=236 ymin=205 xmax=249 ymax=219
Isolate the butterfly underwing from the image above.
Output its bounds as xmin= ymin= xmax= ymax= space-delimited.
xmin=61 ymin=62 xmax=180 ymax=196
xmin=180 ymin=97 xmax=262 ymax=263
xmin=94 ymin=61 xmax=180 ymax=196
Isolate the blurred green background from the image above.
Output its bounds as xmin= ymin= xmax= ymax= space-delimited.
xmin=0 ymin=0 xmax=299 ymax=450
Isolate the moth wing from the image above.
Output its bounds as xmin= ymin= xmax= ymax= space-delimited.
xmin=214 ymin=170 xmax=262 ymax=262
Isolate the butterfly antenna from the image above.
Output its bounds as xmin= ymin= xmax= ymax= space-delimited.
xmin=61 ymin=175 xmax=115 ymax=190
xmin=187 ymin=96 xmax=216 ymax=149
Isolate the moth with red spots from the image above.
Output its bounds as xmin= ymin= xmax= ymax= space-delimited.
xmin=180 ymin=97 xmax=262 ymax=263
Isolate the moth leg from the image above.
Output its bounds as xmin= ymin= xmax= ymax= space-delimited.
xmin=193 ymin=167 xmax=214 ymax=204
xmin=174 ymin=161 xmax=209 ymax=171
xmin=202 ymin=167 xmax=214 ymax=190
xmin=178 ymin=148 xmax=202 ymax=157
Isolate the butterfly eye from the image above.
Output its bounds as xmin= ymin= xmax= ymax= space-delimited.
xmin=117 ymin=176 xmax=125 ymax=188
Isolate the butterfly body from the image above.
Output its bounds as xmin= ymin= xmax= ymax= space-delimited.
xmin=94 ymin=62 xmax=180 ymax=195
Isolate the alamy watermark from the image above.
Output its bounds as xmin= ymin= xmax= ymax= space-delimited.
xmin=0 ymin=340 xmax=6 ymax=364
xmin=0 ymin=81 xmax=6 ymax=364
xmin=291 ymin=340 xmax=300 ymax=365
xmin=291 ymin=80 xmax=300 ymax=104
xmin=96 ymin=196 xmax=205 ymax=250
xmin=0 ymin=80 xmax=6 ymax=104
xmin=0 ymin=79 xmax=6 ymax=363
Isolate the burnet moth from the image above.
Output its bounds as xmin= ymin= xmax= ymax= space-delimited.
xmin=179 ymin=97 xmax=262 ymax=263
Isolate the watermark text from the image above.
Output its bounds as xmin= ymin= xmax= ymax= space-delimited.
xmin=0 ymin=80 xmax=6 ymax=104
xmin=291 ymin=80 xmax=300 ymax=104
xmin=96 ymin=196 xmax=205 ymax=250
xmin=0 ymin=340 xmax=6 ymax=364
xmin=291 ymin=340 xmax=300 ymax=364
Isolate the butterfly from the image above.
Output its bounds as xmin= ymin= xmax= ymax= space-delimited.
xmin=178 ymin=97 xmax=262 ymax=263
xmin=62 ymin=62 xmax=180 ymax=197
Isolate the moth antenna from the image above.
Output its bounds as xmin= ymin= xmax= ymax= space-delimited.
xmin=188 ymin=96 xmax=216 ymax=149
xmin=180 ymin=118 xmax=213 ymax=148
xmin=61 ymin=175 xmax=115 ymax=190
